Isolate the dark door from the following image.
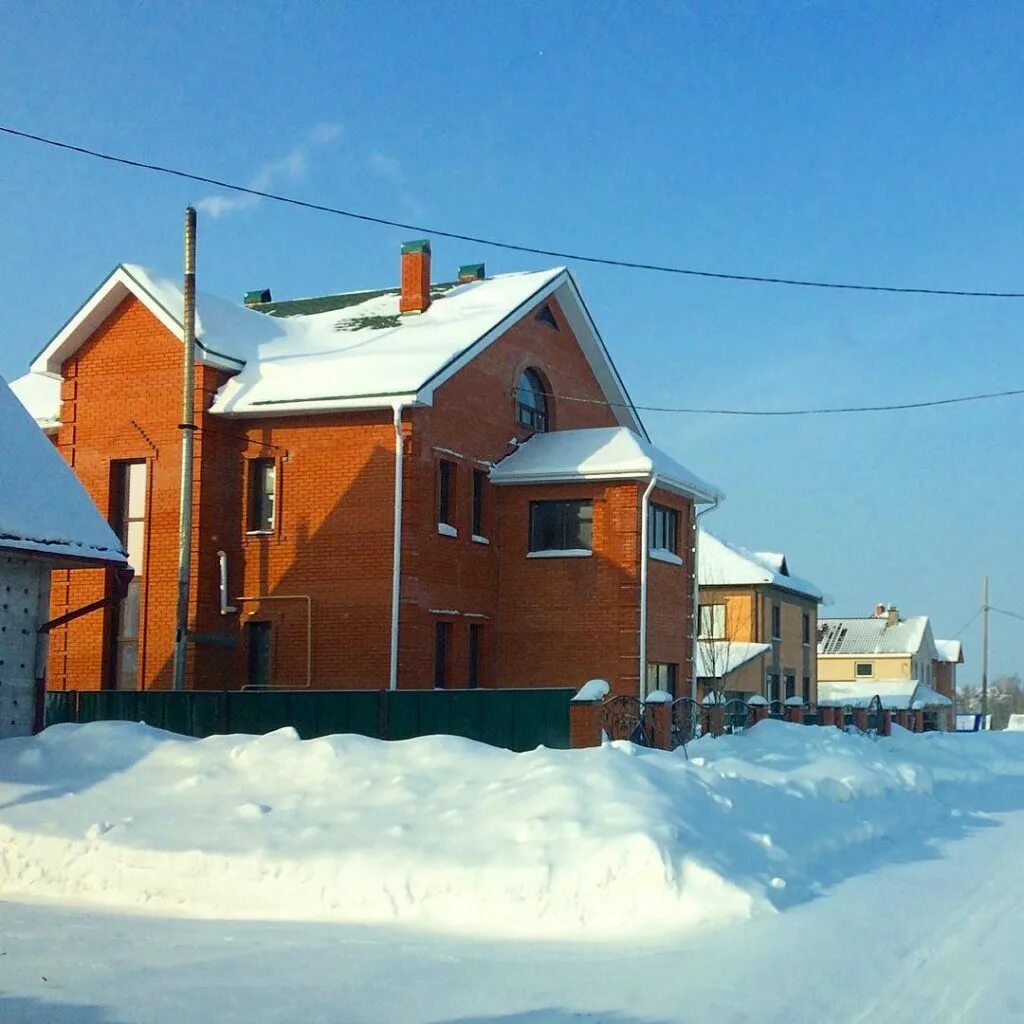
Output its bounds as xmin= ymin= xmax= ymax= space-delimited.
xmin=247 ymin=621 xmax=272 ymax=689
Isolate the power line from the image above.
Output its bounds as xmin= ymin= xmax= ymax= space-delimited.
xmin=540 ymin=386 xmax=1024 ymax=417
xmin=2 ymin=123 xmax=1023 ymax=300
xmin=951 ymin=609 xmax=982 ymax=639
xmin=990 ymin=606 xmax=1024 ymax=624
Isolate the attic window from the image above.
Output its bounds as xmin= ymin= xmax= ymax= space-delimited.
xmin=516 ymin=368 xmax=549 ymax=432
xmin=534 ymin=303 xmax=559 ymax=330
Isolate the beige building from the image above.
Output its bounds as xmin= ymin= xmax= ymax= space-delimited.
xmin=697 ymin=530 xmax=822 ymax=703
xmin=817 ymin=605 xmax=959 ymax=727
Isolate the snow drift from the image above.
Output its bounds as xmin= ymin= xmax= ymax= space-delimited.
xmin=1 ymin=721 xmax=1023 ymax=939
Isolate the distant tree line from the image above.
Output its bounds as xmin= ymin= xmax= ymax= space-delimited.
xmin=958 ymin=673 xmax=1024 ymax=730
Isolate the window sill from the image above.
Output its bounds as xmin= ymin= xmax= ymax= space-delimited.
xmin=526 ymin=549 xmax=592 ymax=559
xmin=437 ymin=523 xmax=458 ymax=538
xmin=246 ymin=530 xmax=274 ymax=537
xmin=471 ymin=534 xmax=490 ymax=545
xmin=649 ymin=548 xmax=683 ymax=566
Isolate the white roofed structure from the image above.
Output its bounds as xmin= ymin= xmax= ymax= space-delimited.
xmin=698 ymin=530 xmax=822 ymax=600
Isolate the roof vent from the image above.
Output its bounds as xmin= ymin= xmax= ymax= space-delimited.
xmin=886 ymin=605 xmax=900 ymax=627
xmin=244 ymin=289 xmax=271 ymax=307
xmin=458 ymin=263 xmax=485 ymax=283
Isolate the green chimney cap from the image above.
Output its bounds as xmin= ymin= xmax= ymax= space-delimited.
xmin=244 ymin=288 xmax=272 ymax=305
xmin=401 ymin=239 xmax=431 ymax=255
xmin=458 ymin=263 xmax=486 ymax=281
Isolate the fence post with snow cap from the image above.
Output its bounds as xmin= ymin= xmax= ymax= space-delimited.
xmin=852 ymin=707 xmax=869 ymax=732
xmin=784 ymin=696 xmax=804 ymax=725
xmin=570 ymin=679 xmax=610 ymax=748
xmin=644 ymin=690 xmax=673 ymax=750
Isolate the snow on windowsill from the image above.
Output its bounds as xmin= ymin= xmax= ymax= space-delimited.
xmin=472 ymin=535 xmax=490 ymax=545
xmin=246 ymin=530 xmax=274 ymax=537
xmin=437 ymin=523 xmax=458 ymax=538
xmin=650 ymin=548 xmax=683 ymax=566
xmin=526 ymin=549 xmax=592 ymax=559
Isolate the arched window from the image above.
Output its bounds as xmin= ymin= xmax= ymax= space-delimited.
xmin=516 ymin=368 xmax=548 ymax=432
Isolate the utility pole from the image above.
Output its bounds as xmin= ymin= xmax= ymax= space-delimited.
xmin=981 ymin=573 xmax=989 ymax=726
xmin=172 ymin=207 xmax=197 ymax=692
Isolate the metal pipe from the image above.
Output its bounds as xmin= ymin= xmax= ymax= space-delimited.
xmin=638 ymin=474 xmax=658 ymax=701
xmin=235 ymin=594 xmax=312 ymax=689
xmin=388 ymin=403 xmax=405 ymax=691
xmin=172 ymin=206 xmax=198 ymax=692
xmin=692 ymin=498 xmax=721 ymax=701
xmin=218 ymin=550 xmax=237 ymax=615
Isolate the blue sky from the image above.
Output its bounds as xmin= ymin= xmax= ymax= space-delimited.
xmin=1 ymin=2 xmax=1021 ymax=677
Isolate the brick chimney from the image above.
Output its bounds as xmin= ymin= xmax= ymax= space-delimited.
xmin=874 ymin=602 xmax=886 ymax=617
xmin=886 ymin=605 xmax=900 ymax=627
xmin=400 ymin=239 xmax=431 ymax=314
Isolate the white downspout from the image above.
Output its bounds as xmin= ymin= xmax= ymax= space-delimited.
xmin=638 ymin=474 xmax=658 ymax=701
xmin=388 ymin=403 xmax=405 ymax=691
xmin=692 ymin=498 xmax=721 ymax=701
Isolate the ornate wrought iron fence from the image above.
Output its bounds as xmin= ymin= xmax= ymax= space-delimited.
xmin=599 ymin=695 xmax=652 ymax=746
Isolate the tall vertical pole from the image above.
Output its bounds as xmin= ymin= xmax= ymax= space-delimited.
xmin=980 ymin=573 xmax=989 ymax=725
xmin=172 ymin=207 xmax=197 ymax=692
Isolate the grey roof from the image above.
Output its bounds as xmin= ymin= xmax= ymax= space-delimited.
xmin=817 ymin=615 xmax=929 ymax=656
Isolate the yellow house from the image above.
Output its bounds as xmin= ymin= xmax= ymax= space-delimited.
xmin=697 ymin=530 xmax=823 ymax=703
xmin=817 ymin=605 xmax=957 ymax=727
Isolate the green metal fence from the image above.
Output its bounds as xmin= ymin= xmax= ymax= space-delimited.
xmin=44 ymin=687 xmax=573 ymax=752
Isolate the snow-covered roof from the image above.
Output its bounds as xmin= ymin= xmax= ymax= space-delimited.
xmin=818 ymin=680 xmax=952 ymax=710
xmin=818 ymin=615 xmax=930 ymax=656
xmin=488 ymin=427 xmax=722 ymax=503
xmin=0 ymin=374 xmax=127 ymax=565
xmin=10 ymin=371 xmax=61 ymax=431
xmin=28 ymin=263 xmax=645 ymax=430
xmin=697 ymin=641 xmax=770 ymax=678
xmin=934 ymin=639 xmax=964 ymax=664
xmin=698 ymin=530 xmax=822 ymax=600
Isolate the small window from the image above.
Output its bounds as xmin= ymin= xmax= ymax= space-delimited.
xmin=646 ymin=662 xmax=677 ymax=698
xmin=699 ymin=604 xmax=726 ymax=640
xmin=516 ymin=368 xmax=548 ymax=432
xmin=248 ymin=458 xmax=276 ymax=532
xmin=468 ymin=623 xmax=482 ymax=688
xmin=802 ymin=612 xmax=811 ymax=645
xmin=437 ymin=460 xmax=456 ymax=530
xmin=785 ymin=673 xmax=796 ymax=700
xmin=855 ymin=661 xmax=873 ymax=677
xmin=771 ymin=604 xmax=782 ymax=640
xmin=434 ymin=621 xmax=451 ymax=688
xmin=534 ymin=303 xmax=559 ymax=330
xmin=528 ymin=499 xmax=593 ymax=552
xmin=472 ymin=469 xmax=486 ymax=537
xmin=649 ymin=503 xmax=679 ymax=554
xmin=767 ymin=672 xmax=781 ymax=702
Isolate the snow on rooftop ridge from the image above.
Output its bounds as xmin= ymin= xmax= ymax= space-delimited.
xmin=934 ymin=639 xmax=963 ymax=664
xmin=697 ymin=640 xmax=770 ymax=677
xmin=0 ymin=374 xmax=127 ymax=563
xmin=698 ymin=530 xmax=822 ymax=600
xmin=10 ymin=372 xmax=61 ymax=429
xmin=488 ymin=427 xmax=722 ymax=503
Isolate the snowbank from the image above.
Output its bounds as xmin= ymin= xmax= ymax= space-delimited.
xmin=2 ymin=721 xmax=1023 ymax=940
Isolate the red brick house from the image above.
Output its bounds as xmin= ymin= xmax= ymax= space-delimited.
xmin=13 ymin=241 xmax=721 ymax=697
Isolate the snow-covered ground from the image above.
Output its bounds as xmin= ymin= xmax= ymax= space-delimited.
xmin=3 ymin=722 xmax=1024 ymax=1022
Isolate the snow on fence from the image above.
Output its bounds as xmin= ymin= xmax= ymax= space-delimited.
xmin=568 ymin=690 xmax=923 ymax=750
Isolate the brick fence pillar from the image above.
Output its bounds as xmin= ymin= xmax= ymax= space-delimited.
xmin=644 ymin=699 xmax=672 ymax=750
xmin=751 ymin=703 xmax=769 ymax=725
xmin=852 ymin=708 xmax=869 ymax=732
xmin=785 ymin=704 xmax=804 ymax=725
xmin=709 ymin=705 xmax=725 ymax=737
xmin=879 ymin=709 xmax=892 ymax=736
xmin=570 ymin=701 xmax=604 ymax=748
xmin=913 ymin=709 xmax=925 ymax=733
